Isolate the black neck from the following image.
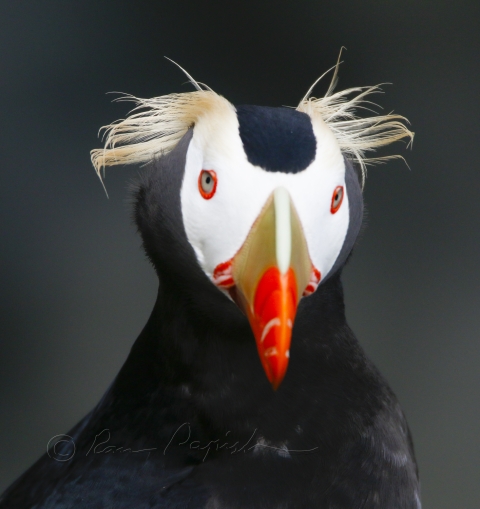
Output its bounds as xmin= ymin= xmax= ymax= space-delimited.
xmin=80 ymin=267 xmax=388 ymax=469
xmin=110 ymin=271 xmax=370 ymax=419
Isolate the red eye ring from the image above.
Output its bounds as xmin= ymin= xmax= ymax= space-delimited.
xmin=330 ymin=186 xmax=344 ymax=214
xmin=198 ymin=170 xmax=217 ymax=200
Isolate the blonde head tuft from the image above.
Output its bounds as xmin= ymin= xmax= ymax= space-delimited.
xmin=91 ymin=59 xmax=413 ymax=190
xmin=90 ymin=90 xmax=233 ymax=178
xmin=297 ymin=57 xmax=413 ymax=187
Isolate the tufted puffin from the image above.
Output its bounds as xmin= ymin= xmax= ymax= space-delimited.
xmin=0 ymin=60 xmax=420 ymax=508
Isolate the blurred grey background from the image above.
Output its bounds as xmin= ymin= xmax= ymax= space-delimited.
xmin=0 ymin=1 xmax=479 ymax=506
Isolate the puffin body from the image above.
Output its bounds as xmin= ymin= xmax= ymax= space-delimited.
xmin=0 ymin=68 xmax=420 ymax=508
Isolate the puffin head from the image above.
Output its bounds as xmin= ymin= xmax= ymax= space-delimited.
xmin=91 ymin=64 xmax=412 ymax=389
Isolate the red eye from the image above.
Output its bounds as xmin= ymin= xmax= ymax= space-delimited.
xmin=330 ymin=186 xmax=344 ymax=214
xmin=198 ymin=170 xmax=217 ymax=199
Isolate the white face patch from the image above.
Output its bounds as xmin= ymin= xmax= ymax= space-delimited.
xmin=180 ymin=106 xmax=350 ymax=289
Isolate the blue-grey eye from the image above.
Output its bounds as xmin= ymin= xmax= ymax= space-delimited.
xmin=198 ymin=170 xmax=217 ymax=199
xmin=331 ymin=186 xmax=344 ymax=213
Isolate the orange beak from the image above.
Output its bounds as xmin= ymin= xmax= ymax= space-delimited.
xmin=244 ymin=266 xmax=297 ymax=389
xmin=226 ymin=187 xmax=317 ymax=389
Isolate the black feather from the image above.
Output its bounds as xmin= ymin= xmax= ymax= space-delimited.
xmin=0 ymin=129 xmax=420 ymax=509
xmin=236 ymin=105 xmax=316 ymax=173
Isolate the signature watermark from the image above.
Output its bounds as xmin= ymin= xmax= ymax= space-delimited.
xmin=47 ymin=434 xmax=76 ymax=462
xmin=47 ymin=424 xmax=318 ymax=462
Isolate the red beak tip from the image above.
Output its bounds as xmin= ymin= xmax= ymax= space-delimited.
xmin=264 ymin=360 xmax=288 ymax=390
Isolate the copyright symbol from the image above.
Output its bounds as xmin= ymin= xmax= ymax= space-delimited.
xmin=47 ymin=434 xmax=76 ymax=462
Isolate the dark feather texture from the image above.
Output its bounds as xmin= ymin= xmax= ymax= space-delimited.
xmin=236 ymin=106 xmax=317 ymax=173
xmin=0 ymin=129 xmax=420 ymax=509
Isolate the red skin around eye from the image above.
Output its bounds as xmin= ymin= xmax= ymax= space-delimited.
xmin=330 ymin=186 xmax=344 ymax=214
xmin=198 ymin=170 xmax=218 ymax=199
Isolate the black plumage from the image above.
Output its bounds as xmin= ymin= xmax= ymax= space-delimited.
xmin=236 ymin=106 xmax=317 ymax=173
xmin=0 ymin=107 xmax=419 ymax=508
